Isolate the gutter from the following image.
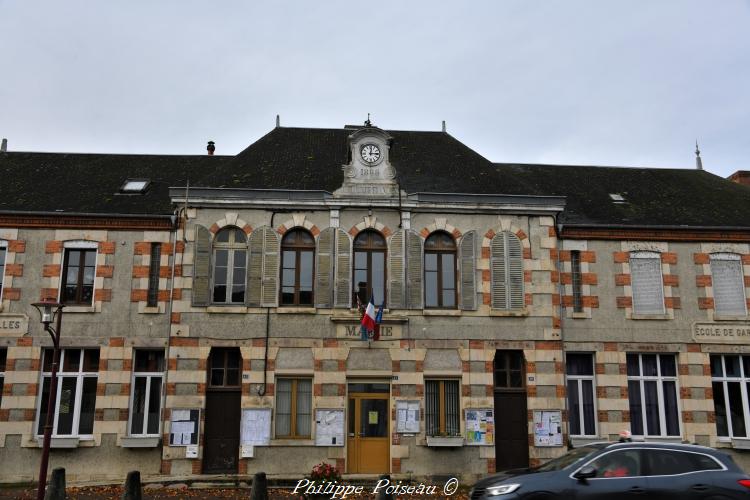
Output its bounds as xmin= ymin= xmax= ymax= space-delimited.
xmin=0 ymin=210 xmax=174 ymax=219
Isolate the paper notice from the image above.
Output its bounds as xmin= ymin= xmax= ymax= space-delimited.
xmin=171 ymin=410 xmax=190 ymax=421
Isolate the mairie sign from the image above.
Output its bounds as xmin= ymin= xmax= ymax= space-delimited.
xmin=335 ymin=324 xmax=401 ymax=339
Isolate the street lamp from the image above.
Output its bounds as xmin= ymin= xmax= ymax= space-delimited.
xmin=31 ymin=299 xmax=64 ymax=500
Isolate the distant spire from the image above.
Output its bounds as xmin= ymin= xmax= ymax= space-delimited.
xmin=442 ymin=120 xmax=446 ymax=133
xmin=695 ymin=140 xmax=703 ymax=170
xmin=365 ymin=113 xmax=372 ymax=127
xmin=276 ymin=114 xmax=280 ymax=128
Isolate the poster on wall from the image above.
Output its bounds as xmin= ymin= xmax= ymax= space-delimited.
xmin=315 ymin=409 xmax=345 ymax=446
xmin=465 ymin=409 xmax=494 ymax=445
xmin=241 ymin=408 xmax=272 ymax=448
xmin=169 ymin=409 xmax=200 ymax=446
xmin=396 ymin=400 xmax=420 ymax=434
xmin=533 ymin=410 xmax=563 ymax=447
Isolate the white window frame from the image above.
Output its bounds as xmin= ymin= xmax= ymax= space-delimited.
xmin=0 ymin=240 xmax=7 ymax=304
xmin=629 ymin=251 xmax=665 ymax=315
xmin=627 ymin=353 xmax=681 ymax=437
xmin=36 ymin=348 xmax=99 ymax=438
xmin=710 ymin=253 xmax=748 ymax=317
xmin=127 ymin=350 xmax=165 ymax=437
xmin=566 ymin=353 xmax=598 ymax=438
xmin=211 ymin=228 xmax=247 ymax=305
xmin=59 ymin=241 xmax=99 ymax=306
xmin=710 ymin=354 xmax=750 ymax=440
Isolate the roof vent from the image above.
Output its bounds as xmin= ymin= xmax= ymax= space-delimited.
xmin=207 ymin=141 xmax=215 ymax=156
xmin=0 ymin=138 xmax=7 ymax=152
xmin=609 ymin=193 xmax=626 ymax=203
xmin=120 ymin=179 xmax=150 ymax=194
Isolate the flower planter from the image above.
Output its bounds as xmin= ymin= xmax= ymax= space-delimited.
xmin=426 ymin=435 xmax=464 ymax=447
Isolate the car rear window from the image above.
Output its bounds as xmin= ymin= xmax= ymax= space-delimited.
xmin=646 ymin=450 xmax=722 ymax=476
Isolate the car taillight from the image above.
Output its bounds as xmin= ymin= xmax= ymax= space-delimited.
xmin=738 ymin=479 xmax=750 ymax=489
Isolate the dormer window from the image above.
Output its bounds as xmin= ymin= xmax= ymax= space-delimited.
xmin=609 ymin=193 xmax=626 ymax=203
xmin=120 ymin=179 xmax=150 ymax=194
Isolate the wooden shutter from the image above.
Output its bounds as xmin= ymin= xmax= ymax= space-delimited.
xmin=192 ymin=225 xmax=211 ymax=306
xmin=261 ymin=227 xmax=280 ymax=307
xmin=507 ymin=233 xmax=524 ymax=309
xmin=490 ymin=233 xmax=507 ymax=309
xmin=247 ymin=229 xmax=264 ymax=306
xmin=333 ymin=229 xmax=351 ymax=308
xmin=711 ymin=254 xmax=747 ymax=315
xmin=406 ymin=230 xmax=423 ymax=309
xmin=315 ymin=228 xmax=334 ymax=308
xmin=388 ymin=229 xmax=406 ymax=309
xmin=630 ymin=251 xmax=664 ymax=315
xmin=459 ymin=231 xmax=477 ymax=310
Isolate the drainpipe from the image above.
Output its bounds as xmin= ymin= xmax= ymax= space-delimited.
xmin=160 ymin=209 xmax=180 ymax=446
xmin=555 ymin=216 xmax=572 ymax=449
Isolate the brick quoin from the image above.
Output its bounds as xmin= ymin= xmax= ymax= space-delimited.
xmin=661 ymin=252 xmax=678 ymax=264
xmin=696 ymin=275 xmax=712 ymax=287
xmin=687 ymin=344 xmax=701 ymax=353
xmin=96 ymin=265 xmax=114 ymax=278
xmin=98 ymin=241 xmax=116 ymax=254
xmin=132 ymin=266 xmax=149 ymax=278
xmin=613 ymin=251 xmax=629 ymax=263
xmin=95 ymin=289 xmax=112 ymax=302
xmin=693 ymin=253 xmax=709 ymax=264
xmin=109 ymin=337 xmax=125 ymax=347
xmin=42 ymin=264 xmax=60 ymax=277
xmin=45 ymin=241 xmax=63 ymax=253
xmin=133 ymin=242 xmax=151 ymax=255
xmin=616 ymin=296 xmax=632 ymax=308
xmin=4 ymin=264 xmax=23 ymax=277
xmin=698 ymin=298 xmax=714 ymax=309
xmin=8 ymin=240 xmax=26 ymax=253
xmin=535 ymin=341 xmax=562 ymax=350
xmin=580 ymin=251 xmax=596 ymax=263
xmin=170 ymin=337 xmax=199 ymax=347
xmin=3 ymin=288 xmax=20 ymax=300
xmin=663 ymin=275 xmax=679 ymax=287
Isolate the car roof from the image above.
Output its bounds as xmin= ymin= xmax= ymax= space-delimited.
xmin=601 ymin=441 xmax=724 ymax=455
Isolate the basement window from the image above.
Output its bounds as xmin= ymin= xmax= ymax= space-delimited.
xmin=120 ymin=179 xmax=150 ymax=194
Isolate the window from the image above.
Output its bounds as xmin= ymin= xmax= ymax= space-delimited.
xmin=571 ymin=250 xmax=583 ymax=312
xmin=494 ymin=350 xmax=525 ymax=389
xmin=711 ymin=354 xmax=750 ymax=439
xmin=644 ymin=449 xmax=722 ymax=476
xmin=629 ymin=251 xmax=665 ymax=315
xmin=424 ymin=231 xmax=457 ymax=308
xmin=146 ymin=243 xmax=162 ymax=307
xmin=588 ymin=449 xmax=643 ymax=478
xmin=212 ymin=227 xmax=247 ymax=304
xmin=129 ymin=350 xmax=164 ymax=436
xmin=276 ymin=378 xmax=312 ymax=438
xmin=627 ymin=353 xmax=680 ymax=437
xmin=490 ymin=231 xmax=524 ymax=310
xmin=208 ymin=348 xmax=241 ymax=388
xmin=280 ymin=229 xmax=315 ymax=306
xmin=567 ymin=353 xmax=596 ymax=436
xmin=710 ymin=253 xmax=747 ymax=316
xmin=353 ymin=230 xmax=386 ymax=306
xmin=0 ymin=241 xmax=6 ymax=301
xmin=37 ymin=348 xmax=99 ymax=436
xmin=119 ymin=179 xmax=150 ymax=194
xmin=61 ymin=248 xmax=96 ymax=305
xmin=0 ymin=348 xmax=6 ymax=407
xmin=425 ymin=380 xmax=460 ymax=436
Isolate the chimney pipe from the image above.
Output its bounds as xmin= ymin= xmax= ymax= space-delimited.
xmin=0 ymin=138 xmax=7 ymax=152
xmin=276 ymin=115 xmax=280 ymax=128
xmin=207 ymin=141 xmax=215 ymax=156
xmin=442 ymin=120 xmax=446 ymax=133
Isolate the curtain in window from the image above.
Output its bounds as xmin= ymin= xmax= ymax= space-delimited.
xmin=296 ymin=379 xmax=312 ymax=437
xmin=276 ymin=379 xmax=292 ymax=436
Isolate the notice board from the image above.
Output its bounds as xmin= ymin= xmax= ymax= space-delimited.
xmin=534 ymin=410 xmax=563 ymax=447
xmin=465 ymin=409 xmax=494 ymax=445
xmin=241 ymin=408 xmax=272 ymax=447
xmin=169 ymin=409 xmax=200 ymax=446
xmin=395 ymin=400 xmax=420 ymax=434
xmin=315 ymin=409 xmax=345 ymax=446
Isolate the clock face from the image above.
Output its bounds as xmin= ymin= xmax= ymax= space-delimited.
xmin=360 ymin=144 xmax=381 ymax=164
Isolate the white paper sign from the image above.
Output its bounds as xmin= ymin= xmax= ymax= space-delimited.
xmin=315 ymin=409 xmax=345 ymax=447
xmin=169 ymin=408 xmax=200 ymax=447
xmin=240 ymin=445 xmax=254 ymax=458
xmin=185 ymin=445 xmax=198 ymax=458
xmin=396 ymin=400 xmax=420 ymax=433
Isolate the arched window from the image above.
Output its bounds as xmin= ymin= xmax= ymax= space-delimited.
xmin=280 ymin=229 xmax=315 ymax=306
xmin=424 ymin=231 xmax=457 ymax=308
xmin=353 ymin=230 xmax=387 ymax=306
xmin=212 ymin=227 xmax=247 ymax=304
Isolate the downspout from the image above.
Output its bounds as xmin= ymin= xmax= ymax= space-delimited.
xmin=161 ymin=209 xmax=180 ymax=442
xmin=556 ymin=217 xmax=571 ymax=449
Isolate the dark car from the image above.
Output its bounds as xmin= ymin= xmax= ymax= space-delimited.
xmin=470 ymin=442 xmax=750 ymax=499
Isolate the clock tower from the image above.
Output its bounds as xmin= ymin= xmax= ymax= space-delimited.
xmin=334 ymin=122 xmax=399 ymax=198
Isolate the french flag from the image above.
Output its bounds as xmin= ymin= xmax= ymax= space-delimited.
xmin=360 ymin=296 xmax=377 ymax=340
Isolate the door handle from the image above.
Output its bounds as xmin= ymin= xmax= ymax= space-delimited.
xmin=691 ymin=484 xmax=709 ymax=491
xmin=628 ymin=486 xmax=646 ymax=494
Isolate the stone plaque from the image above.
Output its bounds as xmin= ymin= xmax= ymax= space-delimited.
xmin=693 ymin=322 xmax=750 ymax=344
xmin=336 ymin=323 xmax=402 ymax=340
xmin=0 ymin=314 xmax=29 ymax=337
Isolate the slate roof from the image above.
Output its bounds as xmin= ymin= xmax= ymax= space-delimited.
xmin=1 ymin=126 xmax=748 ymax=228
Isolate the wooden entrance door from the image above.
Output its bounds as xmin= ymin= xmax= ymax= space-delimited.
xmin=346 ymin=383 xmax=389 ymax=473
xmin=494 ymin=351 xmax=529 ymax=471
xmin=203 ymin=348 xmax=241 ymax=474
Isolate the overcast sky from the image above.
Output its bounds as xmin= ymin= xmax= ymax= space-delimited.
xmin=1 ymin=1 xmax=748 ymax=178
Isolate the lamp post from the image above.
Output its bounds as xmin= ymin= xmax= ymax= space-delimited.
xmin=31 ymin=299 xmax=64 ymax=500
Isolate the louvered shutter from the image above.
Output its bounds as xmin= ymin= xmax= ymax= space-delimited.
xmin=630 ymin=251 xmax=664 ymax=315
xmin=247 ymin=229 xmax=264 ymax=306
xmin=507 ymin=233 xmax=524 ymax=309
xmin=191 ymin=225 xmax=211 ymax=306
xmin=490 ymin=234 xmax=507 ymax=309
xmin=388 ymin=229 xmax=406 ymax=309
xmin=406 ymin=230 xmax=423 ymax=309
xmin=459 ymin=231 xmax=477 ymax=310
xmin=333 ymin=229 xmax=351 ymax=308
xmin=261 ymin=227 xmax=280 ymax=307
xmin=710 ymin=253 xmax=746 ymax=316
xmin=315 ymin=228 xmax=334 ymax=308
